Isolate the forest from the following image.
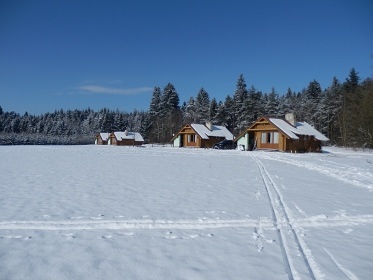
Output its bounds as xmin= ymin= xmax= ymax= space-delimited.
xmin=0 ymin=68 xmax=372 ymax=148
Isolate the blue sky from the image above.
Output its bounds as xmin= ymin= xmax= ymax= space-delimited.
xmin=1 ymin=0 xmax=372 ymax=115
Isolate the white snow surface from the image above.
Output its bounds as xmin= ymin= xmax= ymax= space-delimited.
xmin=0 ymin=145 xmax=372 ymax=279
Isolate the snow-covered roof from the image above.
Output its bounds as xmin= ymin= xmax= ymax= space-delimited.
xmin=268 ymin=118 xmax=299 ymax=140
xmin=191 ymin=124 xmax=233 ymax=140
xmin=268 ymin=118 xmax=329 ymax=141
xmin=113 ymin=131 xmax=144 ymax=142
xmin=99 ymin=133 xmax=110 ymax=141
xmin=295 ymin=122 xmax=329 ymax=141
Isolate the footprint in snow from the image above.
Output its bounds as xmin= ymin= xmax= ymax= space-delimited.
xmin=165 ymin=231 xmax=178 ymax=239
xmin=342 ymin=228 xmax=354 ymax=234
xmin=64 ymin=233 xmax=76 ymax=240
xmin=70 ymin=216 xmax=83 ymax=220
xmin=102 ymin=235 xmax=113 ymax=239
xmin=118 ymin=232 xmax=135 ymax=237
xmin=90 ymin=215 xmax=104 ymax=220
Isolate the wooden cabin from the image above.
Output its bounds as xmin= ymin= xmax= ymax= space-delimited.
xmin=95 ymin=133 xmax=110 ymax=145
xmin=235 ymin=114 xmax=329 ymax=152
xmin=108 ymin=131 xmax=144 ymax=146
xmin=172 ymin=122 xmax=233 ymax=148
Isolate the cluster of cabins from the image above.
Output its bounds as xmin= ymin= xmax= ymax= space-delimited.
xmin=96 ymin=113 xmax=329 ymax=153
xmin=95 ymin=131 xmax=144 ymax=146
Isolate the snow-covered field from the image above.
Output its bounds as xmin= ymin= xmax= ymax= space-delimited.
xmin=0 ymin=145 xmax=372 ymax=280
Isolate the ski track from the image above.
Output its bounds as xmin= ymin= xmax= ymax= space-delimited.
xmin=1 ymin=214 xmax=372 ymax=231
xmin=250 ymin=153 xmax=319 ymax=280
xmin=254 ymin=152 xmax=373 ymax=191
xmin=323 ymin=247 xmax=359 ymax=280
xmin=0 ymin=218 xmax=273 ymax=231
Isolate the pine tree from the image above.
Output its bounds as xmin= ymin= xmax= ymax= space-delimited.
xmin=233 ymin=74 xmax=249 ymax=134
xmin=345 ymin=68 xmax=360 ymax=93
xmin=214 ymin=101 xmax=226 ymax=126
xmin=195 ymin=88 xmax=210 ymax=123
xmin=341 ymin=68 xmax=362 ymax=146
xmin=161 ymin=83 xmax=179 ymax=113
xmin=209 ymin=98 xmax=218 ymax=123
xmin=157 ymin=83 xmax=181 ymax=142
xmin=223 ymin=95 xmax=234 ymax=133
xmin=149 ymin=87 xmax=162 ymax=118
xmin=264 ymin=87 xmax=279 ymax=117
xmin=183 ymin=97 xmax=196 ymax=123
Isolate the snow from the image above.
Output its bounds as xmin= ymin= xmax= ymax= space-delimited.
xmin=268 ymin=118 xmax=329 ymax=141
xmin=191 ymin=124 xmax=233 ymax=140
xmin=295 ymin=122 xmax=330 ymax=141
xmin=99 ymin=133 xmax=110 ymax=141
xmin=0 ymin=145 xmax=372 ymax=279
xmin=113 ymin=131 xmax=144 ymax=142
xmin=269 ymin=118 xmax=300 ymax=139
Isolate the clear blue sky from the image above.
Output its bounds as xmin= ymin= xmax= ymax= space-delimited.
xmin=1 ymin=0 xmax=372 ymax=115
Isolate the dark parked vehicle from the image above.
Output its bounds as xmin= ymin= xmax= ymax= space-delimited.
xmin=213 ymin=139 xmax=236 ymax=150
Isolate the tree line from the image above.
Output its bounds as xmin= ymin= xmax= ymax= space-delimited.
xmin=1 ymin=68 xmax=372 ymax=147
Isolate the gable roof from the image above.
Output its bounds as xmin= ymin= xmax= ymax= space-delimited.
xmin=112 ymin=131 xmax=144 ymax=142
xmin=99 ymin=133 xmax=110 ymax=141
xmin=191 ymin=124 xmax=234 ymax=140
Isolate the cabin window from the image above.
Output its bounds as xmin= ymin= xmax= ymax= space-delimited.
xmin=261 ymin=132 xmax=279 ymax=144
xmin=273 ymin=132 xmax=279 ymax=144
xmin=187 ymin=134 xmax=196 ymax=142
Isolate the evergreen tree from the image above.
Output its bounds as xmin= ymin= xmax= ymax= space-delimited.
xmin=183 ymin=97 xmax=196 ymax=123
xmin=344 ymin=68 xmax=360 ymax=93
xmin=264 ymin=87 xmax=279 ymax=116
xmin=161 ymin=83 xmax=179 ymax=113
xmin=155 ymin=83 xmax=181 ymax=142
xmin=223 ymin=95 xmax=234 ymax=133
xmin=149 ymin=87 xmax=162 ymax=118
xmin=341 ymin=68 xmax=362 ymax=146
xmin=232 ymin=74 xmax=249 ymax=134
xmin=195 ymin=88 xmax=210 ymax=123
xmin=209 ymin=98 xmax=218 ymax=123
xmin=214 ymin=101 xmax=227 ymax=126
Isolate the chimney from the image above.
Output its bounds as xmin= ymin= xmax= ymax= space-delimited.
xmin=124 ymin=129 xmax=128 ymax=136
xmin=206 ymin=121 xmax=213 ymax=130
xmin=285 ymin=113 xmax=296 ymax=126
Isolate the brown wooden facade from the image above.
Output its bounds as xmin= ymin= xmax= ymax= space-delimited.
xmin=95 ymin=133 xmax=109 ymax=145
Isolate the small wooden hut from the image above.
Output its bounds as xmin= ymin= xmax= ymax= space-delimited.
xmin=171 ymin=122 xmax=233 ymax=148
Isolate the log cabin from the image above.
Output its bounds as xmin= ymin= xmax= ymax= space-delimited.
xmin=235 ymin=114 xmax=329 ymax=152
xmin=108 ymin=131 xmax=144 ymax=146
xmin=172 ymin=122 xmax=233 ymax=148
xmin=95 ymin=133 xmax=110 ymax=145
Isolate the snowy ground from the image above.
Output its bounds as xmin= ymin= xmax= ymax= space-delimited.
xmin=0 ymin=145 xmax=372 ymax=280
